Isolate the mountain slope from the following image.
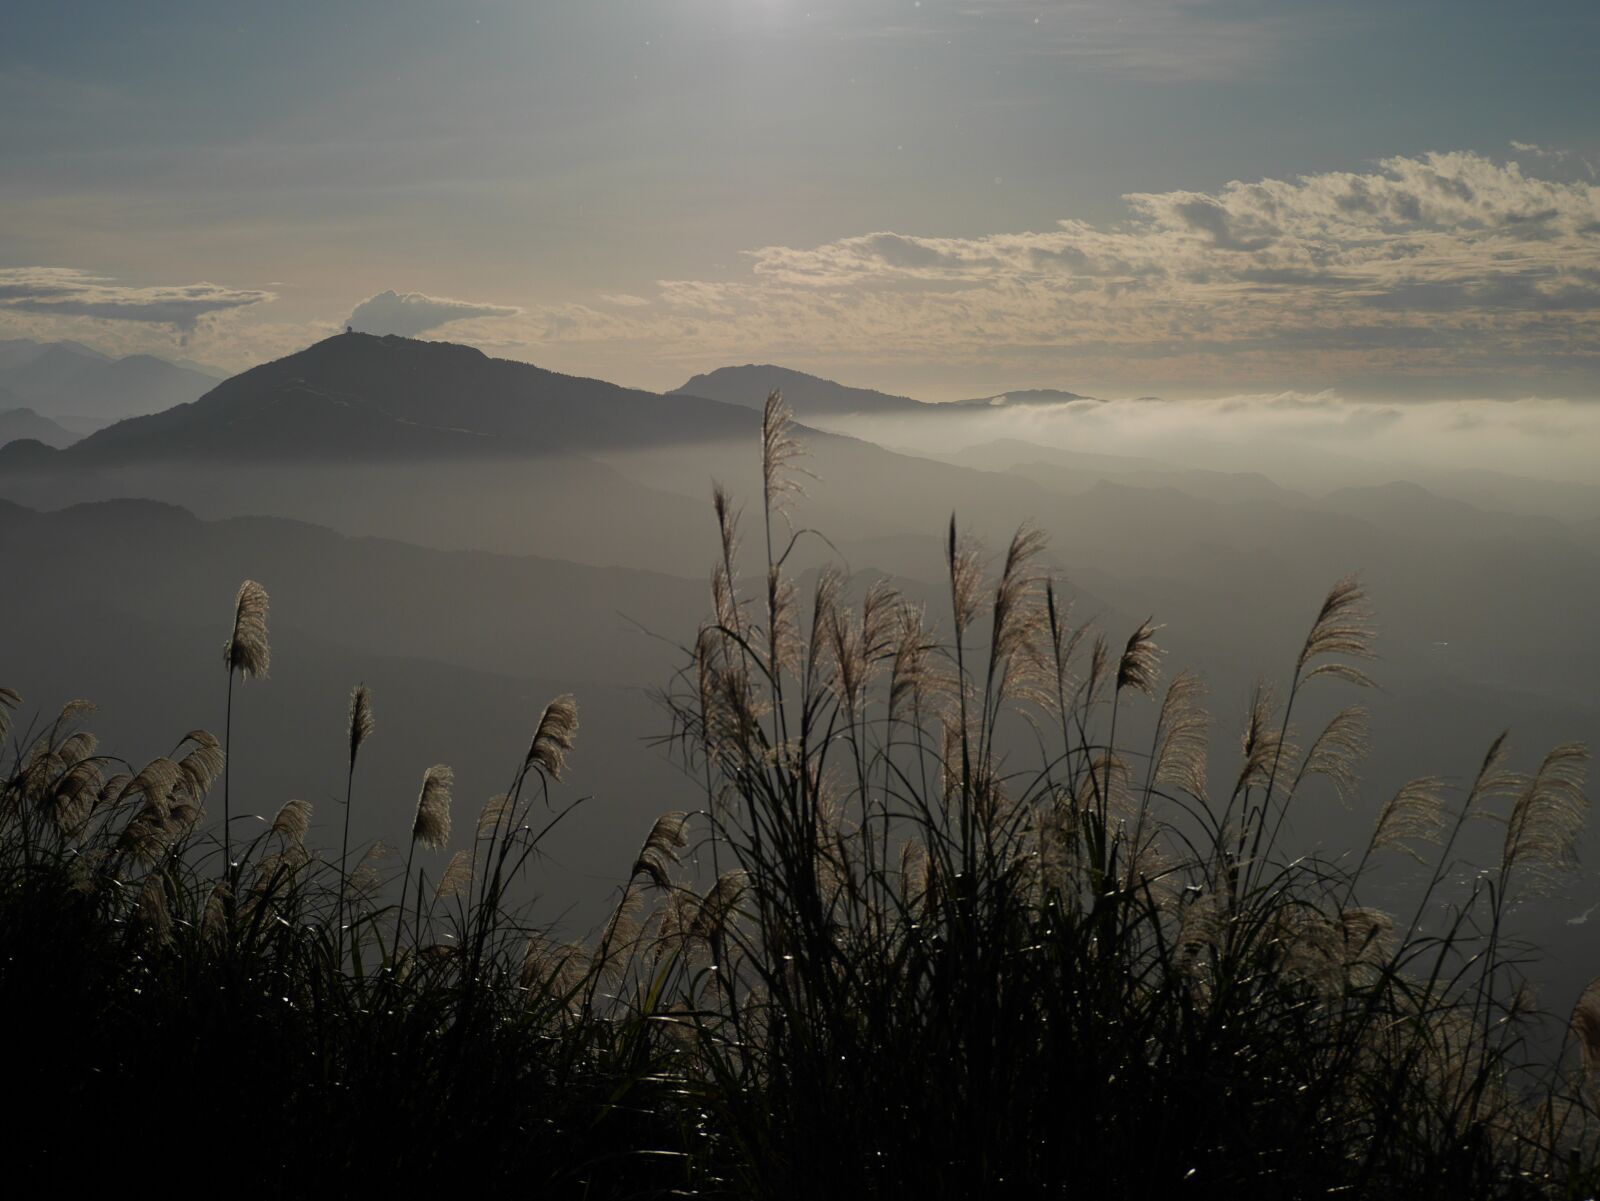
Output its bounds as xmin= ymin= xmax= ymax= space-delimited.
xmin=674 ymin=365 xmax=1098 ymax=417
xmin=66 ymin=332 xmax=761 ymax=463
xmin=674 ymin=364 xmax=925 ymax=416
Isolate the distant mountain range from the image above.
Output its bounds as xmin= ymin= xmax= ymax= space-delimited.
xmin=0 ymin=336 xmax=1108 ymax=466
xmin=0 ymin=338 xmax=221 ymax=426
xmin=0 ymin=332 xmax=770 ymax=467
xmin=673 ymin=364 xmax=1096 ymax=418
xmin=0 ymin=407 xmax=77 ymax=450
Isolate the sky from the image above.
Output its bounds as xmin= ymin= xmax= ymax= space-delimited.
xmin=3 ymin=0 xmax=1598 ymax=399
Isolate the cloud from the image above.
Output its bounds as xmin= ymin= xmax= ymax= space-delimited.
xmin=830 ymin=388 xmax=1600 ymax=487
xmin=0 ymin=267 xmax=273 ymax=332
xmin=1512 ymin=141 xmax=1568 ymax=161
xmin=512 ymin=150 xmax=1600 ymax=396
xmin=347 ymin=289 xmax=520 ymax=337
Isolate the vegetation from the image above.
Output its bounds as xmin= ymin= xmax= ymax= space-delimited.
xmin=2 ymin=393 xmax=1597 ymax=1197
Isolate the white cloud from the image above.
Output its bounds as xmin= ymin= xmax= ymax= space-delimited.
xmin=346 ymin=289 xmax=520 ymax=337
xmin=0 ymin=266 xmax=274 ymax=332
xmin=510 ymin=150 xmax=1600 ymax=395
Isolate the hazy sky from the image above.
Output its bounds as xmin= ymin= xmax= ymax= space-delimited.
xmin=3 ymin=0 xmax=1598 ymax=398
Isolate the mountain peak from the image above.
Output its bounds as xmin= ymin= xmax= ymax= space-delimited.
xmin=673 ymin=364 xmax=923 ymax=416
xmin=51 ymin=332 xmax=761 ymax=466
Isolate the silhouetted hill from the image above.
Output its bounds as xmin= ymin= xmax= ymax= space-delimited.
xmin=0 ymin=407 xmax=76 ymax=449
xmin=64 ymin=333 xmax=764 ymax=463
xmin=674 ymin=364 xmax=925 ymax=416
xmin=0 ymin=339 xmax=219 ymax=421
xmin=0 ymin=438 xmax=63 ymax=469
xmin=674 ymin=366 xmax=1099 ymax=417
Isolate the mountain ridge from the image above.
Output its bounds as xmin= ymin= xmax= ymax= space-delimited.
xmin=0 ymin=338 xmax=220 ymax=423
xmin=673 ymin=363 xmax=1099 ymax=418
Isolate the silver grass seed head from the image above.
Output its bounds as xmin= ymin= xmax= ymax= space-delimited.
xmin=1501 ymin=743 xmax=1589 ymax=893
xmin=1370 ymin=777 xmax=1448 ymax=862
xmin=48 ymin=699 xmax=96 ymax=743
xmin=691 ymin=869 xmax=748 ymax=940
xmin=125 ymin=758 xmax=183 ymax=818
xmin=1299 ymin=705 xmax=1370 ymax=804
xmin=223 ymin=579 xmax=271 ymax=680
xmin=631 ymin=810 xmax=689 ymax=890
xmin=97 ymin=773 xmax=131 ymax=810
xmin=520 ymin=938 xmax=590 ymax=997
xmin=135 ymin=873 xmax=173 ymax=947
xmin=767 ymin=562 xmax=801 ymax=676
xmin=1339 ymin=907 xmax=1396 ymax=968
xmin=828 ymin=604 xmax=865 ymax=711
xmin=201 ymin=882 xmax=230 ymax=943
xmin=1234 ymin=682 xmax=1292 ymax=796
xmin=411 ymin=764 xmax=454 ymax=849
xmin=271 ymin=798 xmax=312 ymax=845
xmin=177 ymin=732 xmax=225 ymax=797
xmin=711 ymin=480 xmax=740 ymax=567
xmin=807 ymin=567 xmax=844 ymax=670
xmin=348 ymin=683 xmax=374 ymax=763
xmin=477 ymin=793 xmax=513 ymax=838
xmin=51 ymin=760 xmax=103 ymax=831
xmin=435 ymin=849 xmax=474 ymax=901
xmin=888 ymin=603 xmax=933 ymax=716
xmin=946 ymin=516 xmax=984 ymax=635
xmin=991 ymin=523 xmax=1048 ymax=663
xmin=0 ymin=686 xmax=18 ymax=742
xmin=1085 ymin=635 xmax=1110 ymax=702
xmin=1154 ymin=670 xmax=1210 ymax=799
xmin=1116 ymin=618 xmax=1164 ymax=698
xmin=1297 ymin=574 xmax=1376 ymax=686
xmin=761 ymin=390 xmax=808 ymax=517
xmin=346 ymin=840 xmax=390 ymax=896
xmin=56 ymin=731 xmax=98 ymax=767
xmin=525 ymin=695 xmax=579 ymax=780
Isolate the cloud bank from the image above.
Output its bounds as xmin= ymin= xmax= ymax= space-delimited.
xmin=347 ymin=290 xmax=520 ymax=338
xmin=0 ymin=267 xmax=273 ymax=332
xmin=501 ymin=150 xmax=1600 ymax=397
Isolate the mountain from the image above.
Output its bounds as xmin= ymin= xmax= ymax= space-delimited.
xmin=674 ymin=365 xmax=1100 ymax=418
xmin=62 ymin=332 xmax=764 ymax=464
xmin=675 ymin=364 xmax=925 ymax=416
xmin=0 ymin=339 xmax=220 ymax=422
xmin=0 ymin=333 xmax=1081 ymax=574
xmin=0 ymin=407 xmax=77 ymax=449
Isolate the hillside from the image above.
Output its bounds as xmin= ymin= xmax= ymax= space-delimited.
xmin=674 ymin=365 xmax=1099 ymax=418
xmin=66 ymin=332 xmax=762 ymax=463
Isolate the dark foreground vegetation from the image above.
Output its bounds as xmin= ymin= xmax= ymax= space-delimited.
xmin=2 ymin=395 xmax=1598 ymax=1198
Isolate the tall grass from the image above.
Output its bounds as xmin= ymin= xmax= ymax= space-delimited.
xmin=1 ymin=393 xmax=1598 ymax=1195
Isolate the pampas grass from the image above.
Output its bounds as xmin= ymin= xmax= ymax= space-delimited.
xmin=221 ymin=579 xmax=268 ymax=868
xmin=0 ymin=394 xmax=1595 ymax=1196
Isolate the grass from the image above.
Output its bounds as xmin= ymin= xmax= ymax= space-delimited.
xmin=1 ymin=392 xmax=1597 ymax=1196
